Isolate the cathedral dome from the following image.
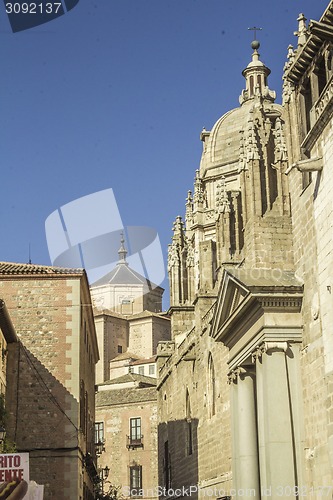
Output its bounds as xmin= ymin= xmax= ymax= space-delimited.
xmin=199 ymin=42 xmax=279 ymax=179
xmin=200 ymin=103 xmax=253 ymax=175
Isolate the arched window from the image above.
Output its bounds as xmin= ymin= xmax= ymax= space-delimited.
xmin=208 ymin=353 xmax=216 ymax=417
xmin=249 ymin=75 xmax=254 ymax=95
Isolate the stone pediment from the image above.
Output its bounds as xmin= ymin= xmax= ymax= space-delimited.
xmin=210 ymin=267 xmax=303 ymax=346
xmin=210 ymin=269 xmax=250 ymax=341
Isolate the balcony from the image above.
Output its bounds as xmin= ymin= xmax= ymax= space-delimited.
xmin=127 ymin=435 xmax=144 ymax=449
xmin=95 ymin=439 xmax=105 ymax=456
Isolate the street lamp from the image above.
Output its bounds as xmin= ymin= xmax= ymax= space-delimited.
xmin=99 ymin=465 xmax=110 ymax=495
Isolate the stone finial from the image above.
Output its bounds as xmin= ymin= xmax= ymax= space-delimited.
xmin=167 ymin=242 xmax=179 ymax=270
xmin=216 ymin=176 xmax=231 ymax=215
xmin=273 ymin=118 xmax=288 ymax=163
xmin=282 ymin=78 xmax=293 ymax=104
xmin=193 ymin=170 xmax=205 ymax=207
xmin=185 ymin=239 xmax=195 ymax=267
xmin=287 ymin=44 xmax=295 ymax=63
xmin=172 ymin=215 xmax=184 ymax=236
xmin=239 ymin=130 xmax=246 ymax=171
xmin=244 ymin=112 xmax=260 ymax=161
xmin=294 ymin=13 xmax=308 ymax=47
xmin=185 ymin=190 xmax=194 ymax=227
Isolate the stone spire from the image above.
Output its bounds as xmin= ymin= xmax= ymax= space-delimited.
xmin=117 ymin=232 xmax=128 ymax=265
xmin=193 ymin=170 xmax=204 ymax=209
xmin=185 ymin=190 xmax=194 ymax=228
xmin=239 ymin=40 xmax=276 ymax=104
xmin=294 ymin=13 xmax=308 ymax=48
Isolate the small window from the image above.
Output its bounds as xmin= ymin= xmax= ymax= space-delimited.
xmin=127 ymin=417 xmax=143 ymax=449
xmin=149 ymin=365 xmax=155 ymax=375
xmin=129 ymin=465 xmax=142 ymax=496
xmin=95 ymin=422 xmax=104 ymax=445
xmin=130 ymin=417 xmax=142 ymax=442
xmin=138 ymin=366 xmax=144 ymax=375
xmin=121 ymin=298 xmax=133 ymax=314
xmin=117 ymin=345 xmax=123 ymax=354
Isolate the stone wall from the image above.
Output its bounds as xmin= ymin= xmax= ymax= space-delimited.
xmin=95 ymin=314 xmax=128 ymax=384
xmin=283 ymin=13 xmax=333 ymax=489
xmin=128 ymin=316 xmax=170 ymax=359
xmin=96 ymin=387 xmax=158 ymax=499
xmin=157 ymin=327 xmax=232 ymax=499
xmin=286 ymin=122 xmax=333 ymax=488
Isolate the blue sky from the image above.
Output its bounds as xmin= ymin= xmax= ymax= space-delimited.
xmin=0 ymin=0 xmax=329 ymax=306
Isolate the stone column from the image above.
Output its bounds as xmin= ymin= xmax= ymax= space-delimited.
xmin=228 ymin=370 xmax=240 ymax=495
xmin=229 ymin=368 xmax=260 ymax=499
xmin=254 ymin=342 xmax=297 ymax=499
xmin=237 ymin=368 xmax=260 ymax=497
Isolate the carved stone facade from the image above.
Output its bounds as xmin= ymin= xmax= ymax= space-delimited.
xmin=158 ymin=2 xmax=333 ymax=498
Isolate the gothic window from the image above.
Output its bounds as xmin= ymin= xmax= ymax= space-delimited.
xmin=318 ymin=61 xmax=327 ymax=97
xmin=299 ymin=78 xmax=312 ymax=136
xmin=257 ymin=74 xmax=262 ymax=92
xmin=185 ymin=389 xmax=193 ymax=456
xmin=208 ymin=353 xmax=216 ymax=417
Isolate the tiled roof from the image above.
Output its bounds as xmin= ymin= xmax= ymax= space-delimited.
xmin=100 ymin=373 xmax=157 ymax=386
xmin=90 ymin=262 xmax=162 ymax=290
xmin=129 ymin=311 xmax=170 ymax=321
xmin=91 ymin=263 xmax=146 ymax=286
xmin=0 ymin=261 xmax=84 ymax=276
xmin=110 ymin=351 xmax=142 ymax=362
xmin=96 ymin=386 xmax=157 ymax=406
xmin=129 ymin=356 xmax=156 ymax=366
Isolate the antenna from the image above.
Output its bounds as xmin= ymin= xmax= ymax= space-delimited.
xmin=28 ymin=243 xmax=32 ymax=264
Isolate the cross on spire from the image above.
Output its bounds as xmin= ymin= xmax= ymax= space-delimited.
xmin=248 ymin=26 xmax=263 ymax=40
xmin=118 ymin=231 xmax=128 ymax=265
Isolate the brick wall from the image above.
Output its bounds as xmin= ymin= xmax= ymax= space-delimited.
xmin=1 ymin=273 xmax=97 ymax=499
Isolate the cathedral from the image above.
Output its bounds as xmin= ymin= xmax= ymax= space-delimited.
xmin=157 ymin=1 xmax=333 ymax=498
